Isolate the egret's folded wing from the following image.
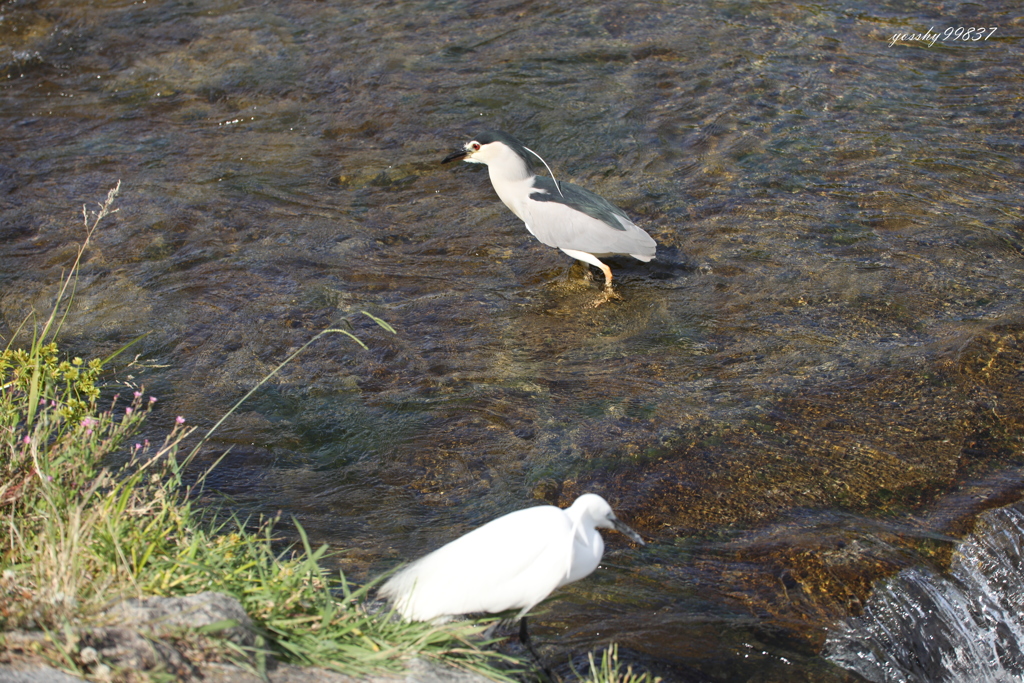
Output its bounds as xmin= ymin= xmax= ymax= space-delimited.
xmin=380 ymin=506 xmax=573 ymax=621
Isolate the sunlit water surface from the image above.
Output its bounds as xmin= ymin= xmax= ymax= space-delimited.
xmin=2 ymin=0 xmax=1023 ymax=679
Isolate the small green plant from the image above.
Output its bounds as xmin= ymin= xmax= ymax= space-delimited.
xmin=0 ymin=346 xmax=106 ymax=512
xmin=0 ymin=390 xmax=182 ymax=628
xmin=576 ymin=643 xmax=662 ymax=683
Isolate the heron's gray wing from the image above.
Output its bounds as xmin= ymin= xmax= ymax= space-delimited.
xmin=523 ymin=178 xmax=656 ymax=258
xmin=529 ymin=176 xmax=630 ymax=231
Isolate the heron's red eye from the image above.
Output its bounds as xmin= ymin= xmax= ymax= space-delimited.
xmin=470 ymin=142 xmax=481 ymax=151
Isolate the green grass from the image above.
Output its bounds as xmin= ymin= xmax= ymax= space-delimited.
xmin=0 ymin=363 xmax=518 ymax=679
xmin=576 ymin=644 xmax=662 ymax=683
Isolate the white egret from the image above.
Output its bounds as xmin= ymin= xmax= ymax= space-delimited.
xmin=378 ymin=493 xmax=645 ymax=623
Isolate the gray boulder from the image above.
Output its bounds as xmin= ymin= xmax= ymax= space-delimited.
xmin=1 ymin=592 xmax=494 ymax=682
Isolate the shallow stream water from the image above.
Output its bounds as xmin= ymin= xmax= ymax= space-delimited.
xmin=2 ymin=0 xmax=1023 ymax=679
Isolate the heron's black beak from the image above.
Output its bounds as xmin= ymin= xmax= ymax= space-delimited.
xmin=441 ymin=149 xmax=467 ymax=164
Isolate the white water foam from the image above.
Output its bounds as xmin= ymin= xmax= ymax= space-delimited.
xmin=825 ymin=504 xmax=1024 ymax=682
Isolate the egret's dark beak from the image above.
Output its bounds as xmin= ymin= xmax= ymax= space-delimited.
xmin=612 ymin=517 xmax=645 ymax=546
xmin=441 ymin=149 xmax=467 ymax=164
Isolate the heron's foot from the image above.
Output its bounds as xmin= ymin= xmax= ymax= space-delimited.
xmin=591 ymin=286 xmax=623 ymax=307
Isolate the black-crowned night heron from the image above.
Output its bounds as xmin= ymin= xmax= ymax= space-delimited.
xmin=442 ymin=130 xmax=657 ymax=304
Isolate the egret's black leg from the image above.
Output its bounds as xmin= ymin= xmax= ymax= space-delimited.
xmin=518 ymin=616 xmax=555 ymax=682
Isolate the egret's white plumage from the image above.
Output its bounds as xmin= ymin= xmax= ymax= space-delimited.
xmin=379 ymin=493 xmax=644 ymax=623
xmin=442 ymin=131 xmax=657 ymax=303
